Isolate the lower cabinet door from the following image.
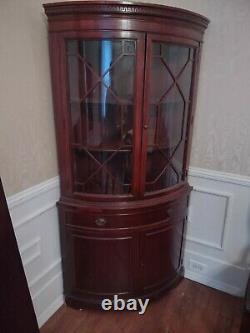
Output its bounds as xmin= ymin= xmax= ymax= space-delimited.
xmin=63 ymin=227 xmax=137 ymax=296
xmin=142 ymin=218 xmax=185 ymax=291
xmin=60 ymin=216 xmax=186 ymax=303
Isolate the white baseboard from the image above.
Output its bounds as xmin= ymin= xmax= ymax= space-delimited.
xmin=184 ymin=249 xmax=248 ymax=296
xmin=37 ymin=295 xmax=64 ymax=328
xmin=6 ymin=167 xmax=250 ymax=326
xmin=184 ymin=271 xmax=241 ymax=296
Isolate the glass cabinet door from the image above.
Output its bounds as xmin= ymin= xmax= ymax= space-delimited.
xmin=143 ymin=37 xmax=196 ymax=193
xmin=66 ymin=36 xmax=142 ymax=195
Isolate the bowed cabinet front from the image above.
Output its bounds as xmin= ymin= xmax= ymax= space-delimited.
xmin=44 ymin=1 xmax=209 ymax=308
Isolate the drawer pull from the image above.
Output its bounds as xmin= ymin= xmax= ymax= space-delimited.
xmin=95 ymin=218 xmax=107 ymax=227
xmin=167 ymin=208 xmax=174 ymax=216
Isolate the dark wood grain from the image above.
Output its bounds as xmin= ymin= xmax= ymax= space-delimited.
xmin=0 ymin=178 xmax=39 ymax=333
xmin=40 ymin=279 xmax=243 ymax=333
xmin=240 ymin=275 xmax=250 ymax=333
xmin=44 ymin=1 xmax=209 ymax=308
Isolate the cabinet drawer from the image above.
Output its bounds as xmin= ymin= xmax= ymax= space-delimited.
xmin=60 ymin=198 xmax=187 ymax=230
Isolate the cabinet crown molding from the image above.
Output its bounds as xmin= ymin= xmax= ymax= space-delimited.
xmin=43 ymin=1 xmax=209 ymax=31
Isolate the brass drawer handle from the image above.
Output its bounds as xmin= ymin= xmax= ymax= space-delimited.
xmin=95 ymin=218 xmax=107 ymax=227
xmin=167 ymin=208 xmax=174 ymax=216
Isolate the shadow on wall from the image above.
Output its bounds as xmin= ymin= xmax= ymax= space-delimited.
xmin=210 ymin=204 xmax=250 ymax=297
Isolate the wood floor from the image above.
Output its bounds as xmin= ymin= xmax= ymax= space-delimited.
xmin=41 ymin=279 xmax=243 ymax=333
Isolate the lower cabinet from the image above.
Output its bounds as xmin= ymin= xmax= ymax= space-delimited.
xmin=59 ymin=200 xmax=187 ymax=308
xmin=67 ymin=229 xmax=135 ymax=294
xmin=142 ymin=219 xmax=185 ymax=292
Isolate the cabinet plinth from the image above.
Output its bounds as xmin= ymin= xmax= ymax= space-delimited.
xmin=44 ymin=1 xmax=208 ymax=308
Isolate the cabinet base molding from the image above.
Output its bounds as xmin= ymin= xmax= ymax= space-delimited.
xmin=64 ymin=266 xmax=184 ymax=309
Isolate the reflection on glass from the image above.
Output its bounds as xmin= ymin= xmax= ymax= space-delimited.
xmin=75 ymin=151 xmax=132 ymax=194
xmin=146 ymin=42 xmax=194 ymax=192
xmin=67 ymin=39 xmax=136 ymax=194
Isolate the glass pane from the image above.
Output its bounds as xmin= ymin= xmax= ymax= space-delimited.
xmin=146 ymin=41 xmax=194 ymax=192
xmin=104 ymin=55 xmax=135 ymax=102
xmin=157 ymin=87 xmax=185 ymax=149
xmin=150 ymin=57 xmax=173 ymax=103
xmin=74 ymin=150 xmax=132 ymax=194
xmin=67 ymin=39 xmax=136 ymax=195
xmin=161 ymin=44 xmax=190 ymax=76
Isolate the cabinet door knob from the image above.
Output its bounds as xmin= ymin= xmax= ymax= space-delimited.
xmin=95 ymin=217 xmax=107 ymax=226
xmin=143 ymin=124 xmax=148 ymax=129
xmin=167 ymin=208 xmax=173 ymax=217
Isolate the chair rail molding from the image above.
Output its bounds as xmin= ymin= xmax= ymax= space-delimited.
xmin=189 ymin=167 xmax=250 ymax=187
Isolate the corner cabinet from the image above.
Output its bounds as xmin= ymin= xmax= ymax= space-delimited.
xmin=44 ymin=1 xmax=209 ymax=308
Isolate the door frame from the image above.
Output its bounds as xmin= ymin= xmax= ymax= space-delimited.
xmin=50 ymin=30 xmax=146 ymax=201
xmin=139 ymin=33 xmax=200 ymax=198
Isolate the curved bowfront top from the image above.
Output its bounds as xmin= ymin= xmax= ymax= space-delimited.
xmin=43 ymin=1 xmax=209 ymax=30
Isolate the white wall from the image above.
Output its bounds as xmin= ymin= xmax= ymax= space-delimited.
xmin=0 ymin=0 xmax=58 ymax=196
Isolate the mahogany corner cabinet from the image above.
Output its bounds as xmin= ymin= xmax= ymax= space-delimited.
xmin=44 ymin=1 xmax=209 ymax=308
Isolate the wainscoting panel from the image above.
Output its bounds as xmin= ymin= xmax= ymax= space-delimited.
xmin=7 ymin=177 xmax=63 ymax=327
xmin=6 ymin=167 xmax=250 ymax=326
xmin=188 ymin=188 xmax=231 ymax=250
xmin=185 ymin=167 xmax=250 ymax=297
